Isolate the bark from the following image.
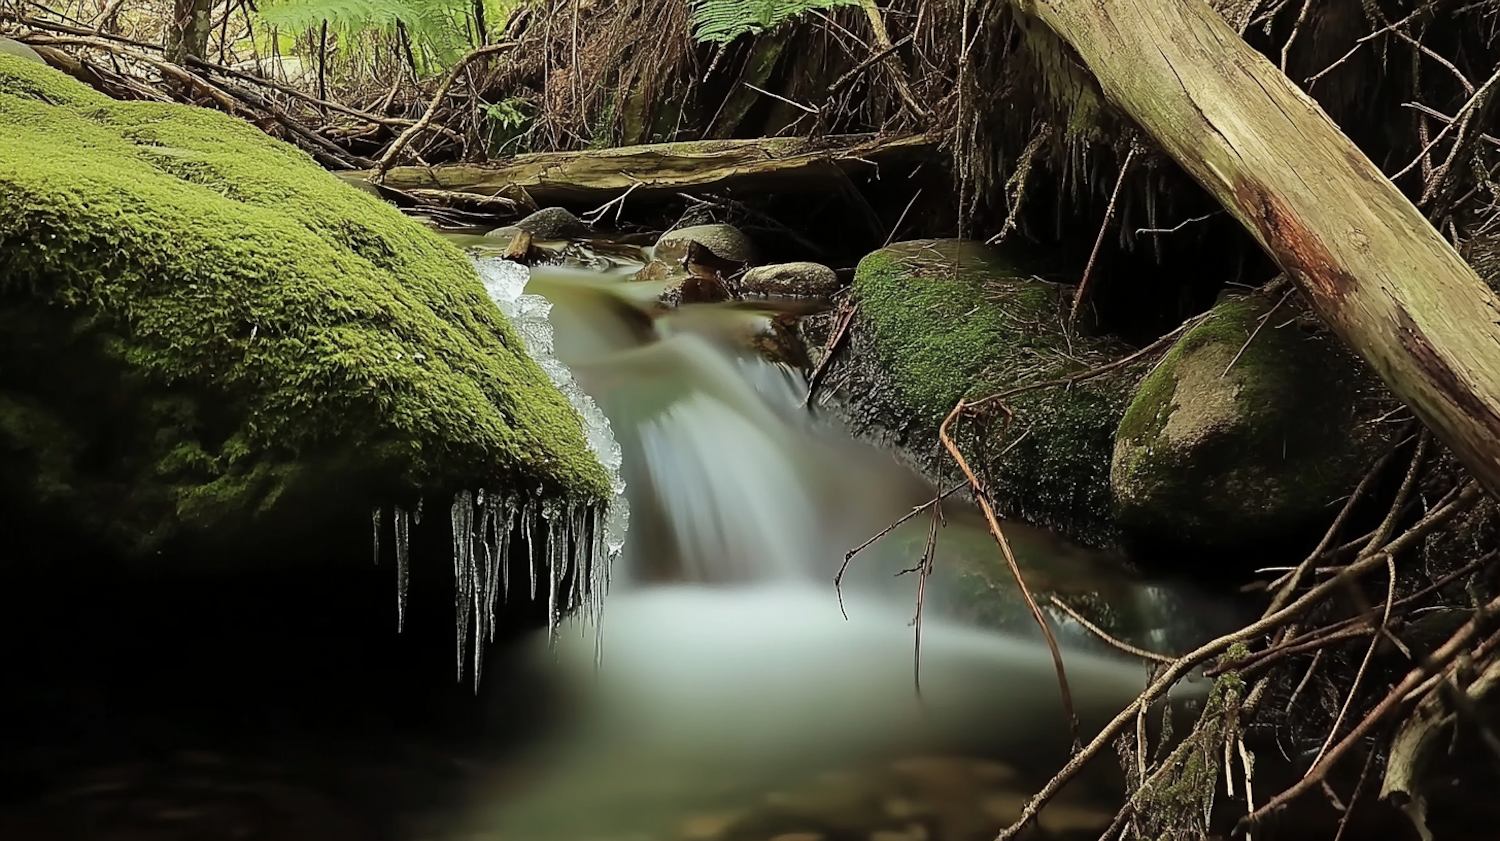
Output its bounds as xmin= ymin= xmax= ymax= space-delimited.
xmin=366 ymin=134 xmax=933 ymax=204
xmin=1016 ymin=0 xmax=1500 ymax=497
xmin=164 ymin=0 xmax=212 ymax=65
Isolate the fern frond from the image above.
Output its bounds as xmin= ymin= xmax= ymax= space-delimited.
xmin=689 ymin=0 xmax=859 ymax=45
xmin=256 ymin=0 xmax=473 ymax=62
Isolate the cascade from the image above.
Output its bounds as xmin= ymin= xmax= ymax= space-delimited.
xmin=462 ymin=247 xmax=1217 ymax=841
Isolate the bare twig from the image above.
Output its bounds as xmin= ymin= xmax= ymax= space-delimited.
xmin=826 ymin=32 xmax=915 ymax=95
xmin=940 ymin=400 xmax=1082 ymax=751
xmin=1266 ymin=441 xmax=1404 ymax=613
xmin=1279 ymin=0 xmax=1313 ymax=72
xmin=1071 ymin=146 xmax=1137 ymax=329
xmin=1221 ymin=287 xmax=1294 ymax=378
xmin=834 ymin=481 xmax=964 ymax=619
xmin=1306 ymin=553 xmax=1398 ymax=773
xmin=854 ymin=0 xmax=927 ymax=120
xmin=802 ymin=300 xmax=859 ymax=409
xmin=1240 ymin=586 xmax=1500 ymax=830
xmin=1051 ymin=597 xmax=1175 ymax=663
xmin=374 ymin=40 xmax=523 ymax=176
xmin=1136 ymin=210 xmax=1223 ymax=235
xmin=994 ymin=484 xmax=1480 ymax=840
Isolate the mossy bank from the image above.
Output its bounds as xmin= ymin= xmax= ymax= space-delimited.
xmin=811 ymin=239 xmax=1139 ymax=548
xmin=0 ymin=54 xmax=608 ymax=561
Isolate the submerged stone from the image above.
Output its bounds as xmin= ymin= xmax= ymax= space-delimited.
xmin=654 ymin=223 xmax=757 ymax=265
xmin=741 ymin=262 xmax=841 ymax=299
xmin=0 ymin=55 xmax=609 ymax=558
xmin=814 ymin=239 xmax=1138 ymax=548
xmin=1111 ymin=294 xmax=1398 ymax=553
xmin=484 ymin=206 xmax=588 ymax=242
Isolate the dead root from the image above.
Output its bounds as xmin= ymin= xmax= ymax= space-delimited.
xmin=968 ymin=431 xmax=1496 ymax=841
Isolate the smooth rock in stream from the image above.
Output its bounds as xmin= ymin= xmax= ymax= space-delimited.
xmin=741 ymin=262 xmax=841 ymax=298
xmin=1111 ymin=293 xmax=1399 ymax=554
xmin=654 ymin=223 xmax=757 ymax=264
xmin=0 ymin=38 xmax=43 ymax=64
xmin=485 ymin=206 xmax=588 ymax=242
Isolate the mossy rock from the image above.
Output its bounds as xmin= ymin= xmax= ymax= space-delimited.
xmin=0 ymin=55 xmax=609 ymax=557
xmin=1111 ymin=294 xmax=1397 ymax=552
xmin=820 ymin=239 xmax=1139 ymax=548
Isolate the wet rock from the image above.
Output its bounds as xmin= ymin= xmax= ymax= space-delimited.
xmin=0 ymin=56 xmax=609 ymax=562
xmin=485 ymin=206 xmax=588 ymax=242
xmin=810 ymin=239 xmax=1139 ymax=549
xmin=632 ymin=256 xmax=734 ymax=306
xmin=1111 ymin=293 xmax=1399 ymax=554
xmin=741 ymin=262 xmax=842 ymax=299
xmin=0 ymin=38 xmax=43 ymax=64
xmin=655 ymin=223 xmax=757 ymax=265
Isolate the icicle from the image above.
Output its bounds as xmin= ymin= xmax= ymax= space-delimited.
xmin=554 ymin=504 xmax=570 ymax=640
xmin=394 ymin=507 xmax=410 ymax=632
xmin=590 ymin=504 xmax=607 ymax=630
xmin=372 ymin=506 xmax=381 ymax=565
xmin=499 ymin=494 xmax=515 ymax=607
xmin=569 ymin=503 xmax=585 ymax=618
xmin=543 ymin=500 xmax=562 ymax=642
xmin=473 ymin=489 xmax=494 ymax=692
xmin=451 ymin=491 xmax=475 ymax=683
xmin=523 ymin=496 xmax=538 ymax=600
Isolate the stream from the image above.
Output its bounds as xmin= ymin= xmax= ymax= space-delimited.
xmin=456 ymin=244 xmax=1214 ymax=841
xmin=0 ymin=236 xmax=1220 ymax=841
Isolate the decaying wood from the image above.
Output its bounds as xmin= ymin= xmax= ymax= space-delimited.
xmin=361 ymin=134 xmax=934 ymax=205
xmin=1014 ymin=0 xmax=1500 ymax=498
xmin=1379 ymin=651 xmax=1500 ymax=840
xmin=502 ymin=229 xmax=534 ymax=262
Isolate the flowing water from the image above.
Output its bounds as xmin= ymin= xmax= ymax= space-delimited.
xmin=456 ymin=249 xmax=1215 ymax=840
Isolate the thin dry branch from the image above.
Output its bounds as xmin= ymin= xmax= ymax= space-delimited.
xmin=374 ymin=40 xmax=523 ymax=176
xmin=992 ymin=484 xmax=1482 ymax=840
xmin=1238 ymin=582 xmax=1500 ymax=831
xmin=940 ymin=399 xmax=1082 ymax=751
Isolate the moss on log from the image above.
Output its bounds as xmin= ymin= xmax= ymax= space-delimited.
xmin=365 ymin=134 xmax=934 ymax=204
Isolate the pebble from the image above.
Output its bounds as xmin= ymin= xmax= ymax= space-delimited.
xmin=871 ymin=825 xmax=929 ymax=841
xmin=680 ymin=810 xmax=743 ymax=840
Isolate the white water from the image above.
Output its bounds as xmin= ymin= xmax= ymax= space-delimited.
xmin=458 ymin=255 xmax=1210 ymax=838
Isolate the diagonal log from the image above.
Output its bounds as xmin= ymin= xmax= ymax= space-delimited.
xmin=1013 ymin=0 xmax=1500 ymax=496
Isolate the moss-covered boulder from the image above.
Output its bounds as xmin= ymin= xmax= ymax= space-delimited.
xmin=1111 ymin=293 xmax=1397 ymax=552
xmin=813 ymin=239 xmax=1139 ymax=547
xmin=0 ymin=55 xmax=609 ymax=557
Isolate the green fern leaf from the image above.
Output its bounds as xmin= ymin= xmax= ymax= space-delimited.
xmin=256 ymin=0 xmax=474 ymax=64
xmin=689 ymin=0 xmax=860 ymax=45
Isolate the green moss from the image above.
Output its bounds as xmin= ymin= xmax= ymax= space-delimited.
xmin=852 ymin=239 xmax=1137 ymax=546
xmin=0 ymin=55 xmax=608 ymax=553
xmin=1113 ymin=294 xmax=1395 ymax=550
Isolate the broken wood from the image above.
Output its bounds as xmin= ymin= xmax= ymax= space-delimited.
xmin=1014 ymin=0 xmax=1500 ymax=498
xmin=360 ymin=134 xmax=934 ymax=205
xmin=501 ymin=229 xmax=534 ymax=263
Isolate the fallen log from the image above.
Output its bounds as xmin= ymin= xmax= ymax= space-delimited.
xmin=1013 ymin=0 xmax=1500 ymax=498
xmin=360 ymin=134 xmax=934 ymax=205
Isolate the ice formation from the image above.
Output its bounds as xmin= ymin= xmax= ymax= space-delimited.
xmin=366 ymin=258 xmax=628 ymax=689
